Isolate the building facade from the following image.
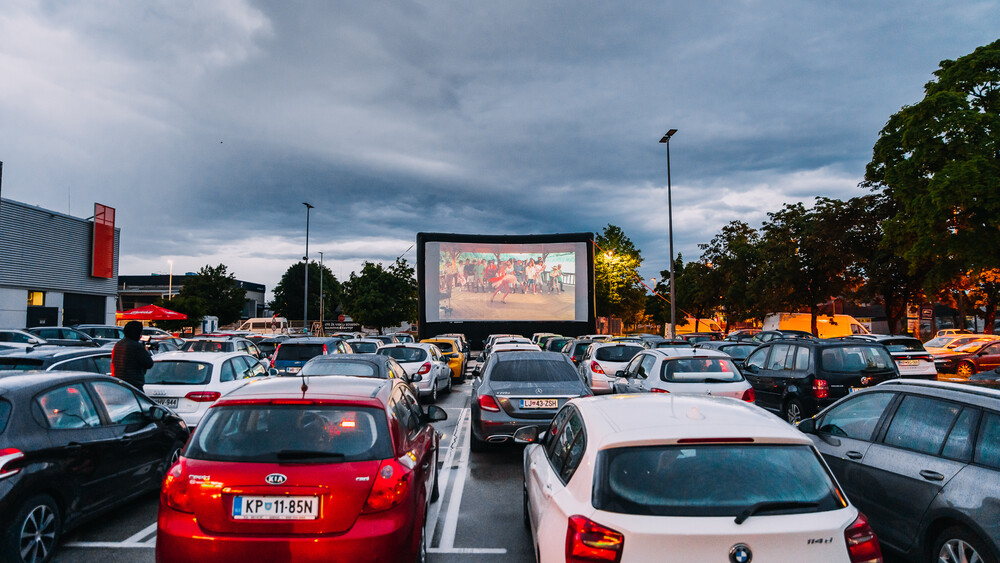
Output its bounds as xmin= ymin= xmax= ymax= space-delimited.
xmin=118 ymin=275 xmax=266 ymax=320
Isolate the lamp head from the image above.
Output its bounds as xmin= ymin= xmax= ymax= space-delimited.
xmin=659 ymin=129 xmax=678 ymax=143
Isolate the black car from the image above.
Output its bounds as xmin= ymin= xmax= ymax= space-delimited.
xmin=543 ymin=336 xmax=573 ymax=352
xmin=753 ymin=329 xmax=816 ymax=343
xmin=297 ymin=354 xmax=410 ymax=382
xmin=72 ymin=325 xmax=124 ymax=346
xmin=741 ymin=338 xmax=900 ymax=423
xmin=25 ymin=327 xmax=100 ymax=348
xmin=559 ymin=338 xmax=596 ymax=367
xmin=798 ymin=380 xmax=1000 ymax=562
xmin=470 ymin=351 xmax=591 ymax=452
xmin=0 ymin=372 xmax=189 ymax=563
xmin=0 ymin=348 xmax=113 ymax=374
xmin=694 ymin=340 xmax=760 ymax=362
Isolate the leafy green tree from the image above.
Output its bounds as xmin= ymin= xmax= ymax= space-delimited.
xmin=152 ymin=294 xmax=205 ymax=333
xmin=341 ymin=258 xmax=417 ymax=333
xmin=698 ymin=221 xmax=765 ymax=330
xmin=865 ymin=39 xmax=1000 ymax=292
xmin=154 ymin=264 xmax=246 ymax=329
xmin=594 ymin=224 xmax=646 ymax=327
xmin=270 ymin=262 xmax=343 ymax=321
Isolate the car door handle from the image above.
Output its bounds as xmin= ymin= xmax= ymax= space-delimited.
xmin=845 ymin=451 xmax=863 ymax=460
xmin=919 ymin=469 xmax=944 ymax=482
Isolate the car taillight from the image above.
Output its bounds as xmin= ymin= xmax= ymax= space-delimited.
xmin=844 ymin=512 xmax=883 ymax=563
xmin=418 ymin=362 xmax=431 ymax=375
xmin=566 ymin=514 xmax=624 ymax=563
xmin=273 ymin=343 xmax=282 ymax=359
xmin=650 ymin=388 xmax=670 ymax=394
xmin=590 ymin=361 xmax=605 ymax=374
xmin=741 ymin=387 xmax=756 ymax=402
xmin=909 ymin=354 xmax=933 ymax=362
xmin=813 ymin=379 xmax=829 ymax=399
xmin=478 ymin=394 xmax=501 ymax=412
xmin=0 ymin=448 xmax=25 ymax=481
xmin=185 ymin=391 xmax=221 ymax=402
xmin=363 ymin=459 xmax=411 ymax=513
xmin=161 ymin=462 xmax=193 ymax=513
xmin=323 ymin=344 xmax=329 ymax=354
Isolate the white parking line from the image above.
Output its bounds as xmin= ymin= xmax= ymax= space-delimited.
xmin=63 ymin=522 xmax=158 ymax=549
xmin=426 ymin=407 xmax=467 ymax=545
xmin=438 ymin=407 xmax=473 ymax=550
xmin=123 ymin=522 xmax=158 ymax=544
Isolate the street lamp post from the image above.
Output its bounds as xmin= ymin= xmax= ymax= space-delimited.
xmin=303 ymin=202 xmax=314 ymax=334
xmin=168 ymin=260 xmax=174 ymax=300
xmin=659 ymin=129 xmax=678 ymax=338
xmin=318 ymin=251 xmax=324 ymax=335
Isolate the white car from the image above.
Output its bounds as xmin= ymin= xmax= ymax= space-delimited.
xmin=376 ymin=343 xmax=452 ymax=403
xmin=519 ymin=394 xmax=884 ymax=562
xmin=143 ymin=351 xmax=269 ymax=428
xmin=851 ymin=334 xmax=937 ymax=379
xmin=344 ymin=338 xmax=384 ymax=353
xmin=577 ymin=342 xmax=644 ymax=394
xmin=0 ymin=329 xmax=48 ymax=351
xmin=612 ymin=348 xmax=755 ymax=401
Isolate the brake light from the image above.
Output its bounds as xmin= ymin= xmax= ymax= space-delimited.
xmin=741 ymin=387 xmax=756 ymax=402
xmin=590 ymin=361 xmax=605 ymax=374
xmin=650 ymin=388 xmax=670 ymax=394
xmin=323 ymin=344 xmax=329 ymax=355
xmin=813 ymin=379 xmax=829 ymax=399
xmin=161 ymin=462 xmax=193 ymax=513
xmin=566 ymin=515 xmax=624 ymax=563
xmin=0 ymin=448 xmax=25 ymax=481
xmin=844 ymin=512 xmax=883 ymax=563
xmin=478 ymin=394 xmax=501 ymax=412
xmin=909 ymin=354 xmax=933 ymax=362
xmin=185 ymin=391 xmax=221 ymax=402
xmin=363 ymin=459 xmax=411 ymax=513
xmin=418 ymin=362 xmax=431 ymax=375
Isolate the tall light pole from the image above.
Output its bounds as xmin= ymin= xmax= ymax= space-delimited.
xmin=303 ymin=202 xmax=314 ymax=333
xmin=318 ymin=251 xmax=324 ymax=335
xmin=167 ymin=260 xmax=174 ymax=300
xmin=659 ymin=129 xmax=678 ymax=338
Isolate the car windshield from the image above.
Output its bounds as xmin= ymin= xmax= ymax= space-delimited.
xmin=377 ymin=347 xmax=427 ymax=363
xmin=145 ymin=361 xmax=213 ymax=385
xmin=594 ymin=444 xmax=844 ymax=517
xmin=186 ymin=405 xmax=393 ymax=463
xmin=349 ymin=341 xmax=379 ymax=353
xmin=820 ymin=346 xmax=895 ymax=372
xmin=300 ymin=360 xmax=379 ymax=377
xmin=431 ymin=341 xmax=454 ymax=353
xmin=954 ymin=341 xmax=994 ymax=353
xmin=182 ymin=340 xmax=230 ymax=352
xmin=923 ymin=337 xmax=954 ymax=348
xmin=275 ymin=344 xmax=326 ymax=361
xmin=595 ymin=345 xmax=643 ymax=363
xmin=489 ymin=359 xmax=580 ymax=383
xmin=660 ymin=358 xmax=743 ymax=382
xmin=719 ymin=344 xmax=756 ymax=360
xmin=881 ymin=339 xmax=925 ymax=352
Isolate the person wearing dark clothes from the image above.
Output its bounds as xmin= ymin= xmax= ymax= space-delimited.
xmin=112 ymin=321 xmax=154 ymax=390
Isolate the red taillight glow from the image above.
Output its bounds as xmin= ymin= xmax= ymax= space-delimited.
xmin=741 ymin=387 xmax=756 ymax=402
xmin=417 ymin=362 xmax=431 ymax=375
xmin=566 ymin=515 xmax=624 ymax=563
xmin=650 ymin=388 xmax=670 ymax=394
xmin=185 ymin=391 xmax=221 ymax=403
xmin=161 ymin=462 xmax=193 ymax=513
xmin=844 ymin=512 xmax=883 ymax=563
xmin=363 ymin=459 xmax=410 ymax=513
xmin=323 ymin=344 xmax=329 ymax=354
xmin=907 ymin=355 xmax=933 ymax=363
xmin=813 ymin=379 xmax=829 ymax=399
xmin=590 ymin=361 xmax=605 ymax=374
xmin=478 ymin=394 xmax=501 ymax=412
xmin=0 ymin=448 xmax=25 ymax=481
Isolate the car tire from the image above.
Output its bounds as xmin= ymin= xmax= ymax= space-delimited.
xmin=783 ymin=398 xmax=805 ymax=424
xmin=430 ymin=453 xmax=440 ymax=503
xmin=414 ymin=516 xmax=427 ymax=563
xmin=162 ymin=441 xmax=184 ymax=476
xmin=3 ymin=495 xmax=61 ymax=563
xmin=445 ymin=375 xmax=453 ymax=394
xmin=430 ymin=382 xmax=438 ymax=404
xmin=956 ymin=361 xmax=976 ymax=379
xmin=522 ymin=485 xmax=531 ymax=530
xmin=933 ymin=526 xmax=996 ymax=563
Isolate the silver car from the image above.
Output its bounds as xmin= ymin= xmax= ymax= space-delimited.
xmin=376 ymin=343 xmax=452 ymax=403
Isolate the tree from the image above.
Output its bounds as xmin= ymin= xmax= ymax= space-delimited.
xmin=594 ymin=224 xmax=646 ymax=327
xmin=270 ymin=262 xmax=343 ymax=321
xmin=154 ymin=264 xmax=246 ymax=330
xmin=865 ymin=39 xmax=1000 ymax=293
xmin=152 ymin=294 xmax=205 ymax=333
xmin=698 ymin=221 xmax=765 ymax=330
xmin=341 ymin=258 xmax=417 ymax=333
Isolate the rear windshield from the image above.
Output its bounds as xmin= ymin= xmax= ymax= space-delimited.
xmin=88 ymin=328 xmax=123 ymax=338
xmin=0 ymin=358 xmax=45 ymax=370
xmin=594 ymin=444 xmax=844 ymax=517
xmin=660 ymin=358 xmax=743 ymax=383
xmin=0 ymin=399 xmax=10 ymax=435
xmin=145 ymin=361 xmax=213 ymax=385
xmin=377 ymin=347 xmax=427 ymax=363
xmin=276 ymin=344 xmax=326 ymax=361
xmin=656 ymin=342 xmax=690 ymax=349
xmin=489 ymin=359 xmax=580 ymax=383
xmin=880 ymin=339 xmax=925 ymax=353
xmin=257 ymin=342 xmax=279 ymax=356
xmin=594 ymin=345 xmax=642 ymax=363
xmin=923 ymin=337 xmax=953 ymax=348
xmin=349 ymin=341 xmax=379 ymax=354
xmin=301 ymin=360 xmax=379 ymax=378
xmin=573 ymin=343 xmax=593 ymax=355
xmin=719 ymin=344 xmax=756 ymax=359
xmin=186 ymin=405 xmax=393 ymax=463
xmin=432 ymin=341 xmax=454 ymax=353
xmin=183 ymin=340 xmax=230 ymax=353
xmin=819 ymin=346 xmax=894 ymax=372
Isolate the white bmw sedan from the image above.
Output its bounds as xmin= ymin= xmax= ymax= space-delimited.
xmin=518 ymin=394 xmax=883 ymax=562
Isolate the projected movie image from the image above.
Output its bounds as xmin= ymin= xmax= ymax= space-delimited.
xmin=426 ymin=241 xmax=586 ymax=322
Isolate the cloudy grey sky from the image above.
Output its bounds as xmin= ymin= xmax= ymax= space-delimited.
xmin=2 ymin=1 xmax=998 ymax=298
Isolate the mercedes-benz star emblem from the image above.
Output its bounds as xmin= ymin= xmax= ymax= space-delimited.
xmin=265 ymin=473 xmax=287 ymax=485
xmin=729 ymin=543 xmax=752 ymax=563
xmin=535 ymin=388 xmax=543 ymax=394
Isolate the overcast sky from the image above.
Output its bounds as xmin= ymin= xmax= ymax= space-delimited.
xmin=2 ymin=1 xmax=998 ymax=299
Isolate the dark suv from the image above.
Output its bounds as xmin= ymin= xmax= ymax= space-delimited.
xmin=798 ymin=380 xmax=1000 ymax=562
xmin=742 ymin=337 xmax=900 ymax=423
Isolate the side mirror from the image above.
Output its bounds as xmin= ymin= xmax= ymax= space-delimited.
xmin=472 ymin=366 xmax=481 ymax=378
xmin=424 ymin=405 xmax=448 ymax=423
xmin=410 ymin=374 xmax=423 ymax=383
xmin=513 ymin=426 xmax=540 ymax=444
xmin=615 ymin=370 xmax=625 ymax=378
xmin=149 ymin=405 xmax=169 ymax=422
xmin=797 ymin=417 xmax=816 ymax=434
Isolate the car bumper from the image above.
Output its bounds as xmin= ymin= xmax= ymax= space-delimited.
xmin=156 ymin=502 xmax=418 ymax=563
xmin=472 ymin=407 xmax=559 ymax=444
xmin=590 ymin=378 xmax=613 ymax=394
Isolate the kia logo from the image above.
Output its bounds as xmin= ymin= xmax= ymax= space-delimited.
xmin=265 ymin=473 xmax=287 ymax=485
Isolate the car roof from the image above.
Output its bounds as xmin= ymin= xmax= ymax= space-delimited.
xmin=215 ymin=375 xmax=393 ymax=407
xmin=306 ymin=353 xmax=386 ymax=365
xmin=279 ymin=337 xmax=343 ymax=344
xmin=573 ymin=394 xmax=810 ymax=448
xmin=647 ymin=348 xmax=730 ymax=359
xmin=591 ymin=341 xmax=644 ymax=349
xmin=493 ymin=350 xmax=566 ymax=362
xmin=0 ymin=347 xmax=110 ymax=360
xmin=154 ymin=351 xmax=248 ymax=362
xmin=0 ymin=371 xmax=119 ymax=394
xmin=877 ymin=378 xmax=1000 ymax=408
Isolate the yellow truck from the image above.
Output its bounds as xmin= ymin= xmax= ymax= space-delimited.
xmin=762 ymin=313 xmax=870 ymax=338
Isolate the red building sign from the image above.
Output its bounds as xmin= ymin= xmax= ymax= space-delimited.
xmin=92 ymin=203 xmax=115 ymax=278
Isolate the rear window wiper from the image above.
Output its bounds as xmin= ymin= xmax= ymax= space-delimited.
xmin=276 ymin=450 xmax=346 ymax=460
xmin=735 ymin=501 xmax=819 ymax=524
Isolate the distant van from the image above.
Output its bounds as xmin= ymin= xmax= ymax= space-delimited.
xmin=762 ymin=313 xmax=870 ymax=338
xmin=673 ymin=318 xmax=723 ymax=335
xmin=237 ymin=317 xmax=289 ymax=335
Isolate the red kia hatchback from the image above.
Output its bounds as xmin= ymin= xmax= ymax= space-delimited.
xmin=156 ymin=376 xmax=446 ymax=562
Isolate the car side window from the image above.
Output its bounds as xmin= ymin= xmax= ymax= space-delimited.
xmin=974 ymin=411 xmax=1000 ymax=470
xmin=817 ymin=392 xmax=894 ymax=441
xmin=51 ymin=357 xmax=97 ymax=372
xmin=246 ymin=357 xmax=266 ymax=378
xmin=794 ymin=346 xmax=811 ymax=370
xmin=548 ymin=409 xmax=586 ymax=483
xmin=220 ymin=359 xmax=238 ymax=382
xmin=768 ymin=344 xmax=792 ymax=370
xmin=744 ymin=348 xmax=768 ymax=371
xmin=544 ymin=407 xmax=574 ymax=475
xmin=882 ymin=395 xmax=962 ymax=455
xmin=941 ymin=408 xmax=980 ymax=461
xmin=37 ymin=384 xmax=102 ymax=429
xmin=623 ymin=355 xmax=643 ymax=378
xmin=401 ymin=388 xmax=424 ymax=430
xmin=91 ymin=381 xmax=146 ymax=425
xmin=93 ymin=355 xmax=112 ymax=374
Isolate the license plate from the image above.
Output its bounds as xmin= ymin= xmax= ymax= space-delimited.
xmin=286 ymin=367 xmax=300 ymax=374
xmin=232 ymin=496 xmax=318 ymax=520
xmin=521 ymin=398 xmax=559 ymax=409
xmin=849 ymin=387 xmax=864 ymax=394
xmin=154 ymin=398 xmax=178 ymax=408
xmin=898 ymin=360 xmax=919 ymax=366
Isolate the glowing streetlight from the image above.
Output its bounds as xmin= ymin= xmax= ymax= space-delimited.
xmin=659 ymin=128 xmax=678 ymax=338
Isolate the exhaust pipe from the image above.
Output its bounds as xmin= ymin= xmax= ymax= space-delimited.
xmin=486 ymin=435 xmax=511 ymax=443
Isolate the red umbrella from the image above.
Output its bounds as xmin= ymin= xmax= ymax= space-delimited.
xmin=116 ymin=304 xmax=188 ymax=321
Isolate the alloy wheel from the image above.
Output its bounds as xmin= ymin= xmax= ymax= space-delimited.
xmin=938 ymin=538 xmax=984 ymax=563
xmin=18 ymin=504 xmax=57 ymax=563
xmin=957 ymin=362 xmax=975 ymax=379
xmin=785 ymin=401 xmax=802 ymax=424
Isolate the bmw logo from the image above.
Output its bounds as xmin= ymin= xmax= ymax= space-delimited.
xmin=730 ymin=543 xmax=752 ymax=563
xmin=265 ymin=473 xmax=287 ymax=485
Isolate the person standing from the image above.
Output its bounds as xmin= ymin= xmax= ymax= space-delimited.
xmin=112 ymin=320 xmax=154 ymax=390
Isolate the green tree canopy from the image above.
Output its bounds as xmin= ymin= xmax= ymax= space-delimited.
xmin=270 ymin=261 xmax=343 ymax=322
xmin=698 ymin=221 xmax=765 ymax=329
xmin=594 ymin=224 xmax=646 ymax=326
xmin=341 ymin=258 xmax=417 ymax=333
xmin=153 ymin=264 xmax=246 ymax=330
